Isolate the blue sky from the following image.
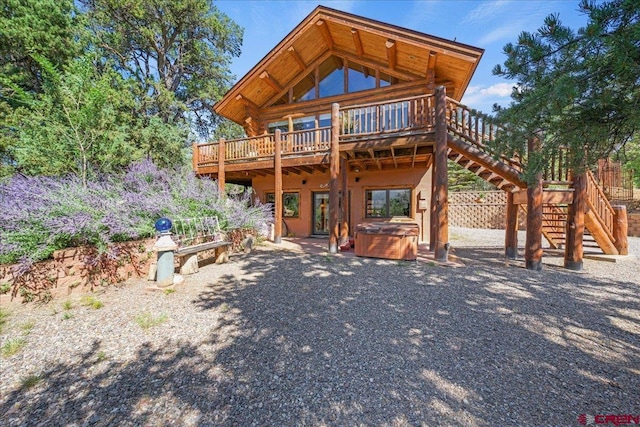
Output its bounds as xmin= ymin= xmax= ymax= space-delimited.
xmin=215 ymin=0 xmax=591 ymax=114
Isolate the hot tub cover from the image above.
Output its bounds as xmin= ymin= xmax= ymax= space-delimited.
xmin=355 ymin=222 xmax=419 ymax=236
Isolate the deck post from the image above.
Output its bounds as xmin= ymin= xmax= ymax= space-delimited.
xmin=429 ymin=161 xmax=436 ymax=251
xmin=192 ymin=142 xmax=198 ymax=172
xmin=505 ymin=190 xmax=519 ymax=259
xmin=434 ymin=86 xmax=449 ymax=262
xmin=274 ymin=129 xmax=282 ymax=244
xmin=340 ymin=156 xmax=349 ymax=245
xmin=329 ymin=103 xmax=340 ymax=254
xmin=218 ymin=138 xmax=225 ymax=195
xmin=564 ymin=172 xmax=586 ymax=270
xmin=612 ymin=205 xmax=628 ymax=255
xmin=525 ymin=138 xmax=543 ymax=271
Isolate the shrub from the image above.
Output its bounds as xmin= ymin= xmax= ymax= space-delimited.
xmin=0 ymin=160 xmax=273 ymax=266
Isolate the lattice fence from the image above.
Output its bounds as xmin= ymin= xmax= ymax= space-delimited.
xmin=449 ymin=191 xmax=525 ymax=229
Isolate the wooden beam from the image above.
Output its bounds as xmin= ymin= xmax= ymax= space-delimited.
xmin=259 ymin=71 xmax=283 ymax=93
xmin=287 ymin=46 xmax=307 ymax=70
xmin=329 ymin=102 xmax=340 ymax=254
xmin=351 ymin=28 xmax=364 ymax=56
xmin=411 ymin=144 xmax=418 ymax=168
xmin=274 ymin=130 xmax=282 ymax=244
xmin=218 ymin=138 xmax=225 ymax=195
xmin=386 ymin=39 xmax=397 ymax=70
xmin=391 ymin=146 xmax=397 ymax=168
xmin=505 ymin=191 xmax=518 ymax=259
xmin=564 ymin=172 xmax=585 ymax=270
xmin=426 ymin=51 xmax=437 ymax=90
xmin=512 ymin=189 xmax=573 ymax=205
xmin=433 ymin=86 xmax=449 ymax=262
xmin=368 ymin=148 xmax=381 ymax=170
xmin=316 ymin=20 xmax=334 ymax=49
xmin=263 ymin=50 xmax=333 ymax=108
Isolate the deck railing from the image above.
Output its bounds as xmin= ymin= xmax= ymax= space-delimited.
xmin=340 ymin=94 xmax=435 ymax=138
xmin=444 ymin=98 xmax=522 ymax=172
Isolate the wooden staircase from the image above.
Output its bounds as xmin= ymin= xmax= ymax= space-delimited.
xmin=443 ymin=98 xmax=620 ymax=255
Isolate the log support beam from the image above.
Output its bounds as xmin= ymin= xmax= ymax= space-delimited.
xmin=525 ymin=138 xmax=543 ymax=271
xmin=564 ymin=172 xmax=586 ymax=270
xmin=218 ymin=138 xmax=225 ymax=195
xmin=386 ymin=39 xmax=397 ymax=70
xmin=274 ymin=130 xmax=282 ymax=244
xmin=329 ymin=103 xmax=340 ymax=254
xmin=351 ymin=28 xmax=364 ymax=56
xmin=433 ymin=86 xmax=449 ymax=262
xmin=340 ymin=157 xmax=349 ymax=245
xmin=505 ymin=191 xmax=519 ymax=259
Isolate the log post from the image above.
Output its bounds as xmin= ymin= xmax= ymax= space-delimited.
xmin=525 ymin=138 xmax=543 ymax=270
xmin=192 ymin=142 xmax=198 ymax=172
xmin=329 ymin=103 xmax=340 ymax=254
xmin=218 ymin=138 xmax=225 ymax=195
xmin=613 ymin=205 xmax=628 ymax=255
xmin=274 ymin=130 xmax=282 ymax=244
xmin=433 ymin=86 xmax=449 ymax=262
xmin=430 ymin=159 xmax=437 ymax=251
xmin=340 ymin=156 xmax=349 ymax=245
xmin=564 ymin=172 xmax=586 ymax=270
xmin=505 ymin=191 xmax=519 ymax=259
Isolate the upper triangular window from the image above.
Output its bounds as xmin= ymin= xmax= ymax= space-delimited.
xmin=278 ymin=55 xmax=405 ymax=107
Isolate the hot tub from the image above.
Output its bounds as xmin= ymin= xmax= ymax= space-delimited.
xmin=354 ymin=222 xmax=419 ymax=261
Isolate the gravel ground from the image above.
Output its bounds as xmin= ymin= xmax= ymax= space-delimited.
xmin=1 ymin=227 xmax=639 ymax=426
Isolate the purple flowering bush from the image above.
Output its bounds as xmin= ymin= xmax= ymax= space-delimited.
xmin=0 ymin=160 xmax=273 ymax=264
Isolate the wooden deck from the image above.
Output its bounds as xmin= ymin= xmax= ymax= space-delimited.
xmin=194 ymin=94 xmax=494 ymax=179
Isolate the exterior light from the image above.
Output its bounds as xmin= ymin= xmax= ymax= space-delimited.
xmin=155 ymin=217 xmax=173 ymax=234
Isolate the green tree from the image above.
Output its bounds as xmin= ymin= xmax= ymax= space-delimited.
xmin=81 ymin=0 xmax=243 ymax=142
xmin=492 ymin=0 xmax=640 ymax=183
xmin=0 ymin=0 xmax=81 ymax=174
xmin=11 ymin=55 xmax=138 ymax=184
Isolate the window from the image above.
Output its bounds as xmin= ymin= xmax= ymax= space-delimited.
xmin=365 ymin=189 xmax=411 ymax=218
xmin=266 ymin=192 xmax=300 ymax=218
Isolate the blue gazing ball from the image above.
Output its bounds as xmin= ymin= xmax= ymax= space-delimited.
xmin=155 ymin=217 xmax=172 ymax=233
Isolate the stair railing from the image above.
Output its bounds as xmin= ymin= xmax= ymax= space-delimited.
xmin=444 ymin=98 xmax=522 ymax=172
xmin=586 ymin=170 xmax=616 ymax=242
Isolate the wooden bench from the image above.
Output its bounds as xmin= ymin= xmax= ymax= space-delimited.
xmin=172 ymin=217 xmax=231 ymax=275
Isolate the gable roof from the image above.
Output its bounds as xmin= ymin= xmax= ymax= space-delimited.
xmin=215 ymin=5 xmax=484 ymax=126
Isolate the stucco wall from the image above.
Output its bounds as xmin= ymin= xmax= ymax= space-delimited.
xmin=252 ymin=166 xmax=432 ymax=242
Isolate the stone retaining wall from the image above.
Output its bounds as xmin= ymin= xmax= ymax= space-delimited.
xmin=0 ymin=239 xmax=156 ymax=305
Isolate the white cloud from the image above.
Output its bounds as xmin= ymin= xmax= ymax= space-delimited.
xmin=477 ymin=20 xmax=527 ymax=46
xmin=462 ymin=83 xmax=513 ymax=112
xmin=463 ymin=0 xmax=513 ymax=24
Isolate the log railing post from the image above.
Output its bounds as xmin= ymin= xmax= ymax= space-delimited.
xmin=613 ymin=205 xmax=628 ymax=255
xmin=433 ymin=86 xmax=449 ymax=262
xmin=218 ymin=138 xmax=225 ymax=196
xmin=564 ymin=172 xmax=586 ymax=270
xmin=329 ymin=103 xmax=340 ymax=254
xmin=505 ymin=191 xmax=519 ymax=259
xmin=274 ymin=129 xmax=282 ymax=244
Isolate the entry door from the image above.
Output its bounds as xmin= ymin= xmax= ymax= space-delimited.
xmin=312 ymin=191 xmax=351 ymax=235
xmin=312 ymin=192 xmax=330 ymax=235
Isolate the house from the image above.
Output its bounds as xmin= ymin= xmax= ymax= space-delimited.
xmin=193 ymin=5 xmax=626 ymax=268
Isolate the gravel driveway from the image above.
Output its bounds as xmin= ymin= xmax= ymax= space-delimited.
xmin=1 ymin=228 xmax=639 ymax=426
